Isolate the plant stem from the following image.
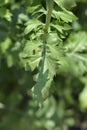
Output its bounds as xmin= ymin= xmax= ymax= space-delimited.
xmin=39 ymin=0 xmax=54 ymax=74
xmin=34 ymin=0 xmax=54 ymax=102
xmin=44 ymin=0 xmax=54 ymax=33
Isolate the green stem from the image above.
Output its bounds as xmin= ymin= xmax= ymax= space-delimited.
xmin=39 ymin=34 xmax=47 ymax=77
xmin=34 ymin=0 xmax=54 ymax=103
xmin=39 ymin=0 xmax=54 ymax=74
xmin=45 ymin=0 xmax=54 ymax=32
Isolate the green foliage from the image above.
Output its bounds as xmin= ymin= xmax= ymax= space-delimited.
xmin=0 ymin=0 xmax=87 ymax=130
xmin=59 ymin=31 xmax=87 ymax=76
xmin=20 ymin=0 xmax=77 ymax=102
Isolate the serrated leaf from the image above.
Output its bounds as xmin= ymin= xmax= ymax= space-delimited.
xmin=47 ymin=44 xmax=61 ymax=59
xmin=19 ymin=40 xmax=42 ymax=70
xmin=52 ymin=9 xmax=77 ymax=23
xmin=24 ymin=19 xmax=43 ymax=34
xmin=23 ymin=40 xmax=42 ymax=54
xmin=54 ymin=10 xmax=77 ymax=23
xmin=51 ymin=24 xmax=63 ymax=33
xmin=29 ymin=56 xmax=41 ymax=71
xmin=44 ymin=55 xmax=57 ymax=78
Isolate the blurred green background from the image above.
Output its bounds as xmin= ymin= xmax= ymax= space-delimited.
xmin=0 ymin=0 xmax=87 ymax=130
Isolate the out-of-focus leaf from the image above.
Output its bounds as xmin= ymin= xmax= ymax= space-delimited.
xmin=54 ymin=0 xmax=76 ymax=9
xmin=0 ymin=38 xmax=12 ymax=53
xmin=79 ymin=85 xmax=87 ymax=109
xmin=59 ymin=31 xmax=87 ymax=76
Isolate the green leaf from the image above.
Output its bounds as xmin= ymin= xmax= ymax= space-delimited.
xmin=34 ymin=70 xmax=48 ymax=102
xmin=65 ymin=32 xmax=87 ymax=53
xmin=23 ymin=40 xmax=42 ymax=54
xmin=54 ymin=0 xmax=76 ymax=9
xmin=60 ymin=31 xmax=87 ymax=76
xmin=51 ymin=23 xmax=71 ymax=34
xmin=79 ymin=85 xmax=87 ymax=109
xmin=19 ymin=40 xmax=42 ymax=70
xmin=29 ymin=55 xmax=41 ymax=71
xmin=47 ymin=44 xmax=61 ymax=59
xmin=44 ymin=55 xmax=57 ymax=78
xmin=26 ymin=5 xmax=41 ymax=13
xmin=53 ymin=10 xmax=77 ymax=23
xmin=47 ymin=32 xmax=61 ymax=43
xmin=24 ymin=19 xmax=43 ymax=34
xmin=0 ymin=38 xmax=12 ymax=53
xmin=41 ymin=79 xmax=52 ymax=100
xmin=53 ymin=0 xmax=77 ymax=23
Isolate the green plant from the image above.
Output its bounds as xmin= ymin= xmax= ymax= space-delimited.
xmin=19 ymin=0 xmax=77 ymax=103
xmin=0 ymin=1 xmax=87 ymax=130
